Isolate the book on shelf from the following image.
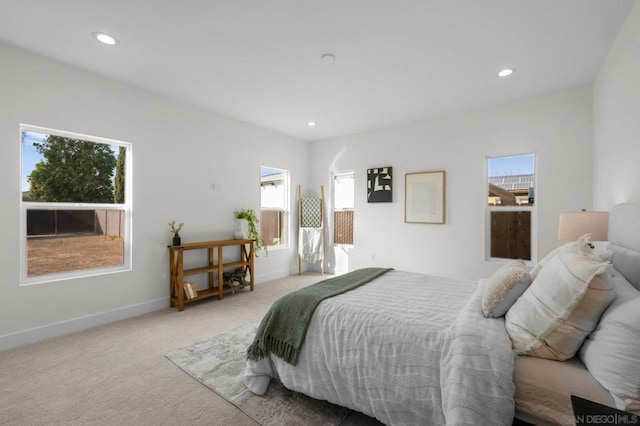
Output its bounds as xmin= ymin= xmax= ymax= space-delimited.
xmin=183 ymin=282 xmax=198 ymax=299
xmin=182 ymin=282 xmax=191 ymax=299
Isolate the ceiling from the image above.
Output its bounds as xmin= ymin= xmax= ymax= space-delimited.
xmin=0 ymin=1 xmax=634 ymax=141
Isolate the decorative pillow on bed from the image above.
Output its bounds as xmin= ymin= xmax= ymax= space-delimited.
xmin=529 ymin=234 xmax=594 ymax=281
xmin=579 ymin=273 xmax=640 ymax=411
xmin=505 ymin=250 xmax=615 ymax=361
xmin=481 ymin=260 xmax=532 ymax=318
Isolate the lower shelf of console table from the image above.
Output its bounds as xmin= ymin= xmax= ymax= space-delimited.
xmin=168 ymin=239 xmax=254 ymax=311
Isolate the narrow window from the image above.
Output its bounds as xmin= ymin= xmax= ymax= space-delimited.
xmin=333 ymin=171 xmax=355 ymax=245
xmin=20 ymin=125 xmax=132 ymax=284
xmin=486 ymin=154 xmax=535 ymax=262
xmin=260 ymin=166 xmax=289 ymax=249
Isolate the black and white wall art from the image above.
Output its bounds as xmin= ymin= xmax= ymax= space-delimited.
xmin=367 ymin=166 xmax=392 ymax=203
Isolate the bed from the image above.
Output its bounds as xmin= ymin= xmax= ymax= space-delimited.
xmin=245 ymin=202 xmax=640 ymax=425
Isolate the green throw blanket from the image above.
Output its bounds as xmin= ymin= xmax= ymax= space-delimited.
xmin=247 ymin=267 xmax=393 ymax=365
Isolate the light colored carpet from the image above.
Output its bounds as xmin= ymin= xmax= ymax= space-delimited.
xmin=0 ymin=273 xmax=326 ymax=426
xmin=166 ymin=321 xmax=350 ymax=426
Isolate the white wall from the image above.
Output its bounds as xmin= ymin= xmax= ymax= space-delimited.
xmin=0 ymin=43 xmax=309 ymax=349
xmin=311 ymin=84 xmax=594 ymax=280
xmin=594 ymin=1 xmax=640 ymax=209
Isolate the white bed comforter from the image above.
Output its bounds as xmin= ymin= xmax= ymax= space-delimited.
xmin=245 ymin=271 xmax=515 ymax=425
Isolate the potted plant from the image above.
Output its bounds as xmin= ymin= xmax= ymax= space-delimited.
xmin=168 ymin=220 xmax=184 ymax=245
xmin=234 ymin=209 xmax=266 ymax=256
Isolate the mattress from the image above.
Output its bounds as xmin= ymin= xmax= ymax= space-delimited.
xmin=514 ymin=356 xmax=615 ymax=426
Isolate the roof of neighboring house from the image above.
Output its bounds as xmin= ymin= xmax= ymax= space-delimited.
xmin=489 ymin=174 xmax=534 ymax=192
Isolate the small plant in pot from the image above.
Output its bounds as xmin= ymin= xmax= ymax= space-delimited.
xmin=168 ymin=220 xmax=183 ymax=245
xmin=234 ymin=209 xmax=266 ymax=256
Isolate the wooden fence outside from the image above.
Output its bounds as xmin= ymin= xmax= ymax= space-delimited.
xmin=490 ymin=210 xmax=531 ymax=260
xmin=26 ymin=209 xmax=125 ymax=238
xmin=260 ymin=209 xmax=285 ymax=246
xmin=334 ymin=210 xmax=354 ymax=245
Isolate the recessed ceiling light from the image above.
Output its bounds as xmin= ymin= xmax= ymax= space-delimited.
xmin=307 ymin=121 xmax=317 ymax=127
xmin=320 ymin=53 xmax=335 ymax=64
xmin=497 ymin=68 xmax=514 ymax=78
xmin=93 ymin=32 xmax=118 ymax=46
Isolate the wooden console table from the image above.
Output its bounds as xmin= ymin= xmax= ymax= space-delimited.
xmin=168 ymin=239 xmax=254 ymax=311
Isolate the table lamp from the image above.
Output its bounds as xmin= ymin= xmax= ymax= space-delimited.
xmin=557 ymin=209 xmax=609 ymax=247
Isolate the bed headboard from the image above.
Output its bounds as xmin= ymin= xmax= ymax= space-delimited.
xmin=608 ymin=202 xmax=640 ymax=290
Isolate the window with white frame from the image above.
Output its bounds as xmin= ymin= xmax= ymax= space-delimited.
xmin=333 ymin=171 xmax=355 ymax=245
xmin=260 ymin=166 xmax=289 ymax=248
xmin=20 ymin=125 xmax=132 ymax=284
xmin=486 ymin=153 xmax=535 ymax=261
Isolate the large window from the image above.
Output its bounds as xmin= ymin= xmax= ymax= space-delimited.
xmin=260 ymin=166 xmax=289 ymax=249
xmin=20 ymin=125 xmax=132 ymax=284
xmin=486 ymin=153 xmax=535 ymax=262
xmin=333 ymin=171 xmax=355 ymax=245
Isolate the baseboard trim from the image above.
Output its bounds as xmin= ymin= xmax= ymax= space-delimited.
xmin=255 ymin=269 xmax=294 ymax=284
xmin=1 ymin=270 xmax=307 ymax=352
xmin=0 ymin=297 xmax=169 ymax=352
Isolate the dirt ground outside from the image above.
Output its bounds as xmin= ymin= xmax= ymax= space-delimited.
xmin=27 ymin=234 xmax=124 ymax=277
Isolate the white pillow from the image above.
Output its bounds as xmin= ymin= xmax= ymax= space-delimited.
xmin=529 ymin=234 xmax=594 ymax=281
xmin=505 ymin=250 xmax=615 ymax=360
xmin=580 ymin=273 xmax=640 ymax=411
xmin=482 ymin=260 xmax=532 ymax=318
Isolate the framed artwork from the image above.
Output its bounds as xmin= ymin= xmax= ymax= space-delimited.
xmin=404 ymin=171 xmax=445 ymax=224
xmin=367 ymin=166 xmax=392 ymax=203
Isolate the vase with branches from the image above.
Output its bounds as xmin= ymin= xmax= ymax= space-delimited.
xmin=168 ymin=220 xmax=183 ymax=245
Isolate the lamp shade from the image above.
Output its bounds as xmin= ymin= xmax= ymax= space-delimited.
xmin=557 ymin=211 xmax=609 ymax=241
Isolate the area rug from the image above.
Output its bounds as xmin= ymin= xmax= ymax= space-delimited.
xmin=166 ymin=321 xmax=352 ymax=426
